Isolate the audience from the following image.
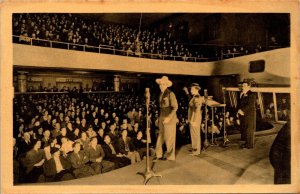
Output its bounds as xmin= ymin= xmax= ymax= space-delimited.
xmin=13 ymin=87 xmax=289 ymax=184
xmin=13 ymin=13 xmax=282 ymax=61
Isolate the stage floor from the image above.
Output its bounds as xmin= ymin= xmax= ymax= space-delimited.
xmin=42 ymin=123 xmax=282 ymax=185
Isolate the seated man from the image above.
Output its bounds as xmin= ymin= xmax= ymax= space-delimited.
xmin=85 ymin=137 xmax=115 ymax=174
xmin=43 ymin=147 xmax=75 ymax=182
xmin=68 ymin=142 xmax=96 ymax=178
xmin=132 ymin=131 xmax=154 ymax=159
xmin=118 ymin=129 xmax=141 ymax=164
xmin=102 ymin=135 xmax=131 ymax=169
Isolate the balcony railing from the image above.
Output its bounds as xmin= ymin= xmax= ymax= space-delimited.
xmin=13 ymin=35 xmax=284 ymax=62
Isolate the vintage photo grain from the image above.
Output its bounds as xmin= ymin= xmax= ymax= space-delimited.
xmin=1 ymin=1 xmax=299 ymax=193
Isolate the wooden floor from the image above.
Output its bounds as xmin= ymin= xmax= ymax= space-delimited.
xmin=39 ymin=123 xmax=283 ymax=185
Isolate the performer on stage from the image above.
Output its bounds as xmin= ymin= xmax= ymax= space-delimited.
xmin=154 ymin=76 xmax=178 ymax=161
xmin=237 ymin=80 xmax=256 ymax=149
xmin=187 ymin=83 xmax=203 ymax=156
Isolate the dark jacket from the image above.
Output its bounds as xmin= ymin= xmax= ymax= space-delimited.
xmin=118 ymin=137 xmax=136 ymax=155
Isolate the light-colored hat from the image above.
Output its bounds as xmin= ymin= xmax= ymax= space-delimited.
xmin=189 ymin=83 xmax=201 ymax=90
xmin=156 ymin=76 xmax=172 ymax=87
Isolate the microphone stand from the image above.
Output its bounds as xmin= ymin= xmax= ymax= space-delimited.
xmin=137 ymin=88 xmax=162 ymax=184
xmin=221 ymin=87 xmax=230 ymax=147
xmin=203 ymin=89 xmax=210 ymax=148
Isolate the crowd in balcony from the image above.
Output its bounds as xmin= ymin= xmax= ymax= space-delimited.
xmin=13 ymin=13 xmax=283 ymax=62
xmin=13 ymin=13 xmax=197 ymax=61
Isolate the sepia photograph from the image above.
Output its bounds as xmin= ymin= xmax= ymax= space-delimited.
xmin=1 ymin=1 xmax=299 ymax=193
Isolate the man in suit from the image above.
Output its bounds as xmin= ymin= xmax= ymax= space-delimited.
xmin=154 ymin=76 xmax=178 ymax=161
xmin=43 ymin=147 xmax=75 ymax=182
xmin=118 ymin=129 xmax=141 ymax=164
xmin=237 ymin=81 xmax=256 ymax=149
xmin=85 ymin=137 xmax=115 ymax=173
xmin=187 ymin=83 xmax=203 ymax=156
xmin=68 ymin=142 xmax=96 ymax=178
xmin=102 ymin=135 xmax=131 ymax=169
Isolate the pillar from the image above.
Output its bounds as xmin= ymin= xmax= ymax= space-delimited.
xmin=113 ymin=75 xmax=120 ymax=92
xmin=17 ymin=71 xmax=28 ymax=93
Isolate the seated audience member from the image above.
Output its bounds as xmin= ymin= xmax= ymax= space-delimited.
xmin=127 ymin=108 xmax=138 ymax=125
xmin=60 ymin=137 xmax=74 ymax=156
xmin=108 ymin=123 xmax=119 ymax=145
xmin=22 ymin=139 xmax=45 ymax=183
xmin=132 ymin=131 xmax=152 ymax=159
xmin=68 ymin=142 xmax=96 ymax=178
xmin=121 ymin=118 xmax=133 ymax=131
xmin=86 ymin=125 xmax=97 ymax=138
xmin=96 ymin=128 xmax=105 ymax=145
xmin=51 ymin=122 xmax=61 ymax=139
xmin=66 ymin=122 xmax=75 ymax=139
xmin=13 ymin=138 xmax=20 ymax=184
xmin=102 ymin=135 xmax=131 ymax=169
xmin=85 ymin=137 xmax=115 ymax=174
xmin=118 ymin=129 xmax=141 ymax=164
xmin=43 ymin=147 xmax=75 ymax=182
xmin=76 ymin=132 xmax=90 ymax=151
xmin=35 ymin=126 xmax=44 ymax=140
xmin=72 ymin=128 xmax=81 ymax=141
xmin=18 ymin=132 xmax=34 ymax=157
xmin=41 ymin=130 xmax=51 ymax=149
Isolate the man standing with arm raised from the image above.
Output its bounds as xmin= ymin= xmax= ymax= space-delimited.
xmin=187 ymin=83 xmax=203 ymax=156
xmin=154 ymin=76 xmax=178 ymax=161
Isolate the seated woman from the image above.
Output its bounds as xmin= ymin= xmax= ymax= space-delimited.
xmin=43 ymin=147 xmax=75 ymax=182
xmin=102 ymin=135 xmax=131 ymax=169
xmin=118 ymin=129 xmax=141 ymax=164
xmin=22 ymin=139 xmax=45 ymax=183
xmin=68 ymin=142 xmax=96 ymax=178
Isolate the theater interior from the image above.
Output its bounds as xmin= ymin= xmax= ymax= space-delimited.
xmin=11 ymin=13 xmax=292 ymax=186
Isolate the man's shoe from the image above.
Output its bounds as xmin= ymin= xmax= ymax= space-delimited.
xmin=153 ymin=157 xmax=163 ymax=162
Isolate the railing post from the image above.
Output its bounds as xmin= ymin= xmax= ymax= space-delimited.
xmin=67 ymin=43 xmax=69 ymax=50
xmin=30 ymin=38 xmax=32 ymax=46
xmin=83 ymin=45 xmax=85 ymax=52
xmin=50 ymin=41 xmax=52 ymax=48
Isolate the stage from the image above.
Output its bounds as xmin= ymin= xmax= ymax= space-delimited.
xmin=40 ymin=123 xmax=282 ymax=185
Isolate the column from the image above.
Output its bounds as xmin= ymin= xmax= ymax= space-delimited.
xmin=113 ymin=75 xmax=120 ymax=92
xmin=17 ymin=71 xmax=28 ymax=93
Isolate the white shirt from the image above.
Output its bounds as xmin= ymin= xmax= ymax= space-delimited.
xmin=53 ymin=156 xmax=64 ymax=173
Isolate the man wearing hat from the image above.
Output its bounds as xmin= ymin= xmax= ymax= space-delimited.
xmin=237 ymin=80 xmax=256 ymax=149
xmin=187 ymin=83 xmax=203 ymax=156
xmin=154 ymin=76 xmax=178 ymax=161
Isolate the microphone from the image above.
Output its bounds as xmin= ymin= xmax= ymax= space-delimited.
xmin=145 ymin=88 xmax=150 ymax=106
xmin=204 ymin=89 xmax=208 ymax=99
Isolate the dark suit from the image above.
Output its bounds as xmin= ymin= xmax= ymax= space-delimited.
xmin=102 ymin=143 xmax=131 ymax=168
xmin=237 ymin=91 xmax=256 ymax=148
xmin=22 ymin=149 xmax=45 ymax=183
xmin=69 ymin=151 xmax=96 ymax=178
xmin=269 ymin=121 xmax=291 ymax=184
xmin=43 ymin=156 xmax=75 ymax=182
xmin=85 ymin=144 xmax=115 ymax=173
xmin=156 ymin=89 xmax=178 ymax=160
